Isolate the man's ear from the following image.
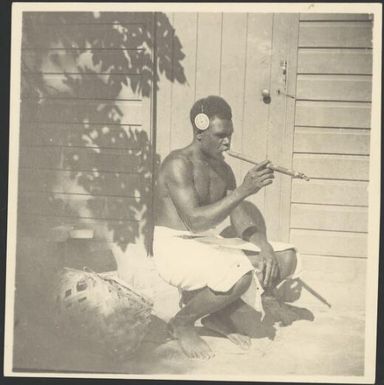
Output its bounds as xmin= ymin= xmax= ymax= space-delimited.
xmin=196 ymin=132 xmax=203 ymax=141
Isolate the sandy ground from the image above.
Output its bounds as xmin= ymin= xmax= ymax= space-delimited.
xmin=11 ymin=237 xmax=366 ymax=379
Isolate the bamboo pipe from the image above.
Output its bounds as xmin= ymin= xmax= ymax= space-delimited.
xmin=228 ymin=151 xmax=310 ymax=181
xmin=297 ymin=278 xmax=332 ymax=308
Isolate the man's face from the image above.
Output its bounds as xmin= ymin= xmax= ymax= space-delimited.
xmin=199 ymin=116 xmax=233 ymax=160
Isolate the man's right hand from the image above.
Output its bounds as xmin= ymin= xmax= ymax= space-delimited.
xmin=240 ymin=160 xmax=274 ymax=196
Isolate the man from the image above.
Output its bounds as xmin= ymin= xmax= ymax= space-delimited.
xmin=153 ymin=95 xmax=298 ymax=360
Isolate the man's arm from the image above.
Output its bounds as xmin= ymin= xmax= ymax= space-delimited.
xmin=164 ymin=155 xmax=273 ymax=233
xmin=227 ymin=166 xmax=279 ymax=288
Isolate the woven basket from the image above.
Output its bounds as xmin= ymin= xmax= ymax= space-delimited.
xmin=55 ymin=267 xmax=154 ymax=358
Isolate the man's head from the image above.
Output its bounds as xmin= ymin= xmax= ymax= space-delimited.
xmin=190 ymin=96 xmax=233 ymax=159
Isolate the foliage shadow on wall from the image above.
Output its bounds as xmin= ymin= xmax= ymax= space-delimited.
xmin=20 ymin=11 xmax=186 ymax=254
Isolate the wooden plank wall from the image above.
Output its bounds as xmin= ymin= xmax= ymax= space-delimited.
xmin=19 ymin=12 xmax=155 ymax=255
xmin=290 ymin=13 xmax=373 ymax=258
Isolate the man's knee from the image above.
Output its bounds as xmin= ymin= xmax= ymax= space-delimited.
xmin=277 ymin=249 xmax=297 ymax=280
xmin=233 ymin=271 xmax=253 ymax=295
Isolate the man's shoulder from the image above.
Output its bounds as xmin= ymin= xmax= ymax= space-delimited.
xmin=160 ymin=149 xmax=193 ymax=178
xmin=163 ymin=149 xmax=191 ymax=167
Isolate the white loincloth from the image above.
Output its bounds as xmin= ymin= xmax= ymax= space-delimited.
xmin=153 ymin=226 xmax=301 ymax=316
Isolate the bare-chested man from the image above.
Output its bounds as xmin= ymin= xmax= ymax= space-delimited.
xmin=153 ymin=96 xmax=297 ymax=360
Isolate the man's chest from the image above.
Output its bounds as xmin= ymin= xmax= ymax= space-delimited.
xmin=192 ymin=162 xmax=228 ymax=204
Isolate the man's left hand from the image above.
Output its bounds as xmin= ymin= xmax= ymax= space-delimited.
xmin=257 ymin=244 xmax=279 ymax=288
xmin=247 ymin=231 xmax=280 ymax=288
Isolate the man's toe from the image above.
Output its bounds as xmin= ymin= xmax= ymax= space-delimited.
xmin=239 ymin=338 xmax=251 ymax=350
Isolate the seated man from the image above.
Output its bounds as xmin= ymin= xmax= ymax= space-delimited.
xmin=153 ymin=95 xmax=299 ymax=360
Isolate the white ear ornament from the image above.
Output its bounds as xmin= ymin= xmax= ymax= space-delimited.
xmin=194 ymin=113 xmax=210 ymax=131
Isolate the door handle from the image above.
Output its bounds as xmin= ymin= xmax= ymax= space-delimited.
xmin=261 ymin=88 xmax=271 ymax=104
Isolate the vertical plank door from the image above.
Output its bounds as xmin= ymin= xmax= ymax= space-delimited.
xmin=232 ymin=14 xmax=299 ymax=242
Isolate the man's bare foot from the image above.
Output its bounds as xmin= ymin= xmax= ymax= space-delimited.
xmin=201 ymin=314 xmax=251 ymax=350
xmin=168 ymin=318 xmax=215 ymax=360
